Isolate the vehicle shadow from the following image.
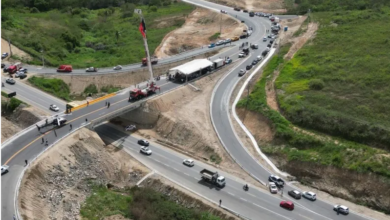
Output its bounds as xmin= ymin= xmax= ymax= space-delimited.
xmin=197 ymin=179 xmax=223 ymax=191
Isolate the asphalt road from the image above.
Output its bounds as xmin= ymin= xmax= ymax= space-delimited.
xmin=0 ymin=1 xmax=376 ymax=220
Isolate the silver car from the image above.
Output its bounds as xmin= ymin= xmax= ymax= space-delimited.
xmin=183 ymin=159 xmax=195 ymax=167
xmin=1 ymin=165 xmax=9 ymax=174
xmin=334 ymin=205 xmax=349 ymax=214
xmin=302 ymin=191 xmax=316 ymax=201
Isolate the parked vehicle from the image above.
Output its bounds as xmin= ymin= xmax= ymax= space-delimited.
xmin=280 ymin=201 xmax=294 ymax=210
xmin=138 ymin=139 xmax=150 ymax=146
xmin=6 ymin=78 xmax=15 ymax=85
xmin=140 ymin=146 xmax=152 ymax=155
xmin=231 ymin=36 xmax=239 ymax=41
xmin=1 ymin=165 xmax=9 ymax=174
xmin=50 ymin=104 xmax=60 ymax=112
xmin=7 ymin=65 xmax=18 ymax=74
xmin=268 ymin=175 xmax=284 ymax=187
xmin=208 ymin=43 xmax=216 ymax=48
xmin=57 ymin=65 xmax=73 ymax=73
xmin=220 ymin=10 xmax=227 ymax=14
xmin=269 ymin=182 xmax=278 ymax=193
xmin=241 ymin=20 xmax=245 ymax=23
xmin=183 ymin=159 xmax=195 ymax=167
xmin=19 ymin=68 xmax=28 ymax=73
xmin=225 ymin=58 xmax=232 ymax=64
xmin=86 ymin=67 xmax=98 ymax=72
xmin=216 ymin=40 xmax=224 ymax=46
xmin=251 ymin=44 xmax=258 ymax=49
xmin=142 ymin=56 xmax=158 ymax=66
xmin=129 ymin=82 xmax=160 ymax=101
xmin=246 ymin=65 xmax=252 ymax=70
xmin=113 ymin=65 xmax=122 ymax=70
xmin=252 ymin=60 xmax=258 ymax=66
xmin=262 ymin=50 xmax=269 ymax=56
xmin=200 ymin=169 xmax=226 ymax=187
xmin=288 ymin=190 xmax=302 ymax=199
xmin=234 ymin=7 xmax=241 ymax=11
xmin=256 ymin=56 xmax=263 ymax=62
xmin=243 ymin=9 xmax=248 ymax=13
xmin=249 ymin=12 xmax=255 ymax=17
xmin=238 ymin=69 xmax=246 ymax=77
xmin=334 ymin=205 xmax=349 ymax=214
xmin=2 ymin=53 xmax=9 ymax=59
xmin=1 ymin=63 xmax=5 ymax=68
xmin=213 ymin=58 xmax=225 ymax=69
xmin=224 ymin=38 xmax=231 ymax=44
xmin=302 ymin=191 xmax=316 ymax=201
xmin=240 ymin=34 xmax=247 ymax=39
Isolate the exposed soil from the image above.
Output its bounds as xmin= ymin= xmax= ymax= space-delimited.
xmin=1 ymin=38 xmax=33 ymax=62
xmin=18 ymin=128 xmax=150 ymax=220
xmin=205 ymin=0 xmax=286 ymax=13
xmin=112 ymin=63 xmax=264 ymax=188
xmin=154 ymin=7 xmax=246 ymax=58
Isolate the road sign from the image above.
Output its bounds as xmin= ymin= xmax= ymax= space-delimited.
xmin=134 ymin=9 xmax=142 ymax=14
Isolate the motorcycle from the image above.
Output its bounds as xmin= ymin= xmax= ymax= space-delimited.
xmin=243 ymin=184 xmax=249 ymax=191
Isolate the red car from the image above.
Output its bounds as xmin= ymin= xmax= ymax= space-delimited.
xmin=280 ymin=201 xmax=294 ymax=210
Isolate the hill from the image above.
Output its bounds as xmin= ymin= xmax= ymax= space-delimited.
xmin=1 ymin=0 xmax=194 ymax=68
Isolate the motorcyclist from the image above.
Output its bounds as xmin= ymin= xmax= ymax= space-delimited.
xmin=244 ymin=184 xmax=249 ymax=190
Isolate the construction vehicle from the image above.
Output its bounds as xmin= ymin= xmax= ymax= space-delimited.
xmin=200 ymin=169 xmax=226 ymax=187
xmin=57 ymin=65 xmax=73 ymax=73
xmin=142 ymin=56 xmax=158 ymax=66
xmin=128 ymin=81 xmax=160 ymax=101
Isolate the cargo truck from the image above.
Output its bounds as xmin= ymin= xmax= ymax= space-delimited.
xmin=128 ymin=81 xmax=160 ymax=101
xmin=200 ymin=169 xmax=226 ymax=187
xmin=142 ymin=56 xmax=158 ymax=66
xmin=213 ymin=58 xmax=225 ymax=69
xmin=57 ymin=65 xmax=73 ymax=73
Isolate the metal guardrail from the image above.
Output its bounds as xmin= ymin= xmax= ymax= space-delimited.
xmin=14 ymin=122 xmax=90 ymax=220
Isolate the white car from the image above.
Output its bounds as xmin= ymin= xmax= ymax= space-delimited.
xmin=302 ymin=191 xmax=316 ymax=201
xmin=263 ymin=37 xmax=267 ymax=42
xmin=238 ymin=52 xmax=246 ymax=58
xmin=334 ymin=205 xmax=349 ymax=214
xmin=256 ymin=56 xmax=263 ymax=62
xmin=50 ymin=104 xmax=60 ymax=112
xmin=113 ymin=65 xmax=122 ymax=70
xmin=183 ymin=159 xmax=194 ymax=167
xmin=269 ymin=182 xmax=277 ymax=194
xmin=1 ymin=165 xmax=9 ymax=174
xmin=140 ymin=146 xmax=152 ymax=155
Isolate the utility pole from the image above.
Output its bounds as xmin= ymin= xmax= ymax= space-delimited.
xmin=135 ymin=9 xmax=154 ymax=82
xmin=220 ymin=12 xmax=222 ymax=38
xmin=41 ymin=50 xmax=45 ymax=68
xmin=308 ymin=8 xmax=311 ymax=22
xmin=8 ymin=38 xmax=12 ymax=57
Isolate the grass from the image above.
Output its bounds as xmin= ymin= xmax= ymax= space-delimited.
xmin=208 ymin=32 xmax=220 ymax=41
xmin=275 ymin=9 xmax=390 ymax=150
xmin=80 ymin=185 xmax=222 ymax=220
xmin=28 ymin=76 xmax=71 ymax=101
xmin=1 ymin=2 xmax=195 ymax=68
xmin=1 ymin=97 xmax=25 ymax=113
xmin=237 ymin=43 xmax=390 ymax=179
xmin=100 ymin=85 xmax=121 ymax=93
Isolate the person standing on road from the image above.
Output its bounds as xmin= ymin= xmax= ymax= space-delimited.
xmin=42 ymin=137 xmax=44 ymax=144
xmin=107 ymin=102 xmax=110 ymax=108
xmin=69 ymin=124 xmax=72 ymax=130
xmin=87 ymin=101 xmax=89 ymax=107
xmin=85 ymin=118 xmax=88 ymax=122
xmin=219 ymin=199 xmax=222 ymax=206
xmin=25 ymin=160 xmax=28 ymax=166
xmin=45 ymin=140 xmax=48 ymax=146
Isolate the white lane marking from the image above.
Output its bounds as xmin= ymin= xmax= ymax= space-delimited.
xmin=227 ymin=192 xmax=235 ymax=196
xmin=240 ymin=197 xmax=247 ymax=202
xmin=184 ymin=173 xmax=190 ymax=176
xmin=99 ymin=112 xmax=106 ymax=116
xmin=154 ymin=159 xmax=161 ymax=163
xmin=173 ymin=168 xmax=179 ymax=172
xmin=252 ymin=203 xmax=293 ymax=220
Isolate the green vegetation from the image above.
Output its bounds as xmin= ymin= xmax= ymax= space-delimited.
xmin=28 ymin=76 xmax=71 ymax=101
xmin=80 ymin=185 xmax=222 ymax=220
xmin=1 ymin=97 xmax=25 ymax=113
xmin=204 ymin=146 xmax=222 ymax=164
xmin=208 ymin=32 xmax=221 ymax=41
xmin=100 ymin=85 xmax=121 ymax=93
xmin=1 ymin=0 xmax=194 ymax=68
xmin=275 ymin=10 xmax=390 ymax=150
xmin=84 ymin=84 xmax=98 ymax=95
xmin=238 ymin=44 xmax=390 ymax=179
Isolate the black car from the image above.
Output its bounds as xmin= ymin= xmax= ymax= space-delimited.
xmin=241 ymin=20 xmax=245 ymax=23
xmin=270 ymin=40 xmax=274 ymax=44
xmin=6 ymin=78 xmax=15 ymax=85
xmin=262 ymin=50 xmax=269 ymax=56
xmin=234 ymin=7 xmax=241 ymax=11
xmin=19 ymin=74 xmax=27 ymax=79
xmin=268 ymin=175 xmax=285 ymax=187
xmin=249 ymin=12 xmax=255 ymax=17
xmin=240 ymin=34 xmax=247 ymax=39
xmin=243 ymin=9 xmax=248 ymax=13
xmin=246 ymin=65 xmax=252 ymax=70
xmin=252 ymin=60 xmax=258 ymax=66
xmin=138 ymin=139 xmax=150 ymax=146
xmin=288 ymin=190 xmax=302 ymax=199
xmin=267 ymin=43 xmax=272 ymax=48
xmin=1 ymin=64 xmax=5 ymax=68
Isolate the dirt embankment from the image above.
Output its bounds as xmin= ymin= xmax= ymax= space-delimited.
xmin=1 ymin=103 xmax=45 ymax=143
xmin=19 ymin=128 xmax=150 ymax=220
xmin=154 ymin=7 xmax=245 ymax=58
xmin=113 ymin=65 xmax=263 ymax=187
xmin=1 ymin=38 xmax=33 ymax=62
xmin=234 ymin=17 xmax=390 ymax=219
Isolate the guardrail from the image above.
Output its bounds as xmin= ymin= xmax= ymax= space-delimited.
xmin=14 ymin=122 xmax=90 ymax=220
xmin=69 ymin=93 xmax=116 ymax=112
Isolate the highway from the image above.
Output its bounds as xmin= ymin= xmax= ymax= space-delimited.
xmin=1 ymin=0 xmax=376 ymax=219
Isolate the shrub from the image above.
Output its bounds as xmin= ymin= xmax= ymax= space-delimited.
xmin=149 ymin=6 xmax=158 ymax=12
xmin=308 ymin=79 xmax=325 ymax=90
xmin=30 ymin=7 xmax=40 ymax=13
xmin=208 ymin=32 xmax=220 ymax=41
xmin=28 ymin=76 xmax=71 ymax=101
xmin=84 ymin=84 xmax=98 ymax=94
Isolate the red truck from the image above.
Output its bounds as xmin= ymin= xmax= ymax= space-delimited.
xmin=129 ymin=82 xmax=160 ymax=101
xmin=6 ymin=62 xmax=22 ymax=74
xmin=142 ymin=56 xmax=158 ymax=66
xmin=57 ymin=65 xmax=73 ymax=72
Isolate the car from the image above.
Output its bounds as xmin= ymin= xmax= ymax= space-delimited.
xmin=140 ymin=146 xmax=152 ymax=155
xmin=240 ymin=34 xmax=247 ymax=39
xmin=267 ymin=43 xmax=272 ymax=48
xmin=19 ymin=68 xmax=28 ymax=73
xmin=224 ymin=38 xmax=231 ymax=44
xmin=183 ymin=159 xmax=195 ymax=167
xmin=280 ymin=201 xmax=294 ymax=210
xmin=263 ymin=37 xmax=267 ymax=42
xmin=252 ymin=60 xmax=258 ymax=66
xmin=6 ymin=78 xmax=15 ymax=85
xmin=125 ymin=125 xmax=137 ymax=131
xmin=1 ymin=165 xmax=9 ymax=174
xmin=2 ymin=52 xmax=9 ymax=59
xmin=262 ymin=50 xmax=269 ymax=56
xmin=234 ymin=7 xmax=241 ymax=11
xmin=265 ymin=47 xmax=270 ymax=52
xmin=208 ymin=43 xmax=215 ymax=48
xmin=246 ymin=64 xmax=252 ymax=70
xmin=243 ymin=9 xmax=248 ymax=13
xmin=113 ymin=65 xmax=122 ymax=70
xmin=19 ymin=74 xmax=27 ymax=79
xmin=288 ymin=190 xmax=302 ymax=199
xmin=250 ymin=44 xmax=258 ymax=49
xmin=269 ymin=182 xmax=278 ymax=193
xmin=2 ymin=63 xmax=6 ymax=68
xmin=220 ymin=10 xmax=227 ymax=14
xmin=231 ymin=36 xmax=239 ymax=41
xmin=268 ymin=175 xmax=284 ymax=187
xmin=238 ymin=69 xmax=246 ymax=77
xmin=86 ymin=67 xmax=98 ymax=72
xmin=138 ymin=139 xmax=150 ymax=146
xmin=216 ymin=40 xmax=224 ymax=46
xmin=241 ymin=20 xmax=245 ymax=23
xmin=225 ymin=58 xmax=232 ymax=64
xmin=238 ymin=53 xmax=246 ymax=58
xmin=52 ymin=117 xmax=67 ymax=126
xmin=256 ymin=56 xmax=263 ymax=62
xmin=334 ymin=205 xmax=349 ymax=214
xmin=15 ymin=71 xmax=26 ymax=78
xmin=50 ymin=104 xmax=60 ymax=112
xmin=302 ymin=191 xmax=316 ymax=201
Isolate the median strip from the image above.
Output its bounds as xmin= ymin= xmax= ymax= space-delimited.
xmin=68 ymin=93 xmax=116 ymax=112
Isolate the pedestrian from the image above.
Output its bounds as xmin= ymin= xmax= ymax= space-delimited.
xmin=38 ymin=126 xmax=40 ymax=132
xmin=87 ymin=101 xmax=89 ymax=107
xmin=70 ymin=124 xmax=72 ymax=130
xmin=45 ymin=119 xmax=48 ymax=125
xmin=42 ymin=137 xmax=44 ymax=144
xmin=45 ymin=140 xmax=48 ymax=146
xmin=219 ymin=199 xmax=222 ymax=206
xmin=25 ymin=160 xmax=28 ymax=166
xmin=108 ymin=102 xmax=110 ymax=108
xmin=105 ymin=101 xmax=107 ymax=106
xmin=86 ymin=118 xmax=88 ymax=122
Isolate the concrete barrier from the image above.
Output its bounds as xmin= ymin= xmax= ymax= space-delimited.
xmin=69 ymin=93 xmax=116 ymax=112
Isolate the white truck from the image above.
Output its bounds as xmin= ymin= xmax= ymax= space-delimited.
xmin=213 ymin=58 xmax=225 ymax=69
xmin=200 ymin=169 xmax=226 ymax=187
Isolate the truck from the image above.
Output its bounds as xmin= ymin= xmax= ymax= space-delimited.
xmin=200 ymin=169 xmax=226 ymax=187
xmin=6 ymin=62 xmax=22 ymax=74
xmin=274 ymin=17 xmax=280 ymax=23
xmin=57 ymin=65 xmax=73 ymax=73
xmin=213 ymin=58 xmax=225 ymax=69
xmin=243 ymin=47 xmax=250 ymax=55
xmin=129 ymin=81 xmax=160 ymax=101
xmin=142 ymin=56 xmax=158 ymax=66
